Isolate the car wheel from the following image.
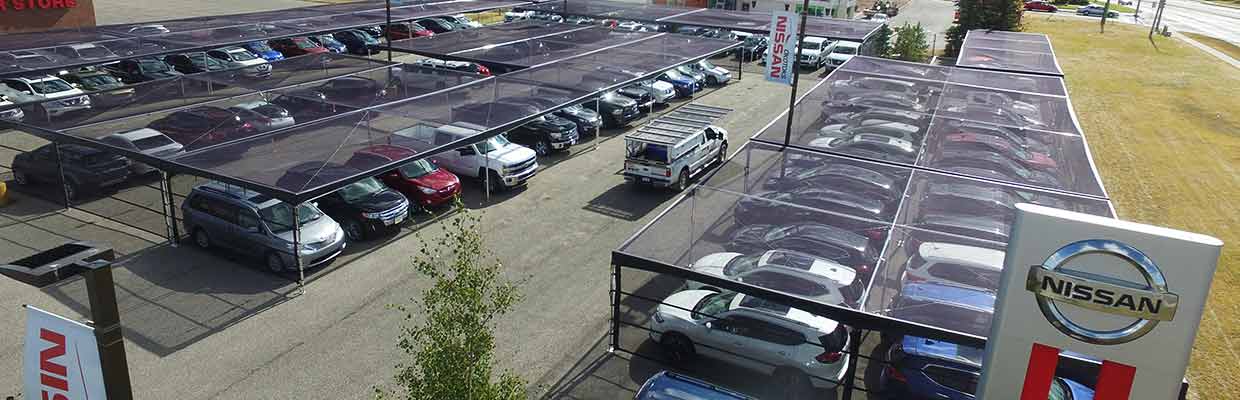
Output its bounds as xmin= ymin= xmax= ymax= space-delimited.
xmin=659 ymin=332 xmax=696 ymax=365
xmin=487 ymin=170 xmax=505 ymax=193
xmin=775 ymin=368 xmax=814 ymax=400
xmin=675 ymin=168 xmax=690 ymax=192
xmin=342 ymin=219 xmax=365 ymax=242
xmin=12 ymin=170 xmax=29 ymax=185
xmin=717 ymin=142 xmax=728 ymax=164
xmin=534 ymin=139 xmax=551 ymax=156
xmin=707 ymin=76 xmax=718 ymax=86
xmin=63 ymin=180 xmax=79 ymax=201
xmin=193 ymin=228 xmax=211 ymax=249
xmin=266 ymin=252 xmax=286 ymax=273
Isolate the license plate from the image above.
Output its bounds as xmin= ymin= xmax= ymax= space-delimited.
xmin=641 ymin=177 xmax=651 ymax=183
xmin=385 ymin=215 xmax=405 ymax=226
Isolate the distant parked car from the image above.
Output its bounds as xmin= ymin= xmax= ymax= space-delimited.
xmin=413 ymin=58 xmax=492 ymax=76
xmin=764 ymin=163 xmax=901 ymax=204
xmin=307 ymin=34 xmax=348 ymax=54
xmin=658 ymin=69 xmax=700 ymax=98
xmin=902 ymin=241 xmax=1004 ymax=291
xmin=343 ymin=144 xmax=461 ymax=210
xmin=635 ymin=371 xmax=755 ymax=400
xmin=688 ymin=249 xmax=862 ymax=305
xmin=146 ymin=106 xmax=259 ymax=151
xmin=104 ymin=58 xmax=182 ymax=84
xmin=1024 ymin=1 xmax=1059 ymax=12
xmin=182 ymin=181 xmax=346 ymax=273
xmin=384 ymin=22 xmax=434 ymax=39
xmin=12 ymin=143 xmax=131 ymax=200
xmin=206 ymin=47 xmax=272 ymax=78
xmin=60 ymin=68 xmax=134 ymax=106
xmin=50 ymin=43 xmax=117 ymax=62
xmin=735 ymin=35 xmax=768 ymax=61
xmin=415 ymin=18 xmax=456 ymax=34
xmin=268 ymin=37 xmax=329 ymax=58
xmin=228 ymin=101 xmax=296 ymax=132
xmin=0 ymin=75 xmax=92 ymax=117
xmin=734 ymin=187 xmax=891 ymax=226
xmin=1076 ymin=4 xmax=1119 ymax=17
xmin=100 ymin=128 xmax=185 ymax=175
xmin=686 ymin=59 xmax=731 ymax=86
xmin=585 ymin=91 xmax=640 ymax=128
xmin=279 ymin=165 xmax=410 ymax=242
xmin=270 ymin=90 xmax=340 ymax=122
xmin=727 ymin=223 xmax=879 ymax=270
xmin=333 ymin=30 xmax=381 ymax=55
xmin=164 ymin=52 xmax=230 ymax=74
xmin=806 ymin=134 xmax=918 ymax=164
xmin=0 ymin=96 xmax=25 ymax=121
xmin=241 ymin=41 xmax=285 ymax=62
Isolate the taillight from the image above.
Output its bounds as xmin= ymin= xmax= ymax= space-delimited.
xmin=815 ymin=351 xmax=842 ymax=363
xmin=856 ymin=264 xmax=872 ymax=274
xmin=884 ymin=365 xmax=908 ymax=383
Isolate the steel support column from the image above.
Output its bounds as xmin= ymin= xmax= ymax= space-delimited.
xmin=293 ymin=204 xmax=305 ymax=291
xmin=610 ymin=263 xmax=621 ymax=352
xmin=159 ymin=170 xmax=180 ymax=246
xmin=783 ymin=0 xmax=812 ymax=147
xmin=840 ymin=328 xmax=864 ymax=400
xmin=386 ymin=0 xmax=394 ymax=63
xmin=53 ymin=142 xmax=71 ymax=210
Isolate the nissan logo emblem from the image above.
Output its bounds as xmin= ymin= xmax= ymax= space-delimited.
xmin=1025 ymin=239 xmax=1179 ymax=345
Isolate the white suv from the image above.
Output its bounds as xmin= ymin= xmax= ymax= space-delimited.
xmin=687 ymin=249 xmax=860 ymax=305
xmin=825 ymin=41 xmax=861 ymax=69
xmin=0 ymin=76 xmax=91 ymax=117
xmin=902 ymin=241 xmax=1004 ymax=290
xmin=799 ymin=36 xmax=833 ymax=69
xmin=207 ymin=47 xmax=272 ymax=78
xmin=649 ymin=290 xmax=850 ymax=395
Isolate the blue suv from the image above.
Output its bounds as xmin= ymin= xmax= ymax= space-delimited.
xmin=875 ymin=282 xmax=1096 ymax=400
xmin=658 ymin=69 xmax=700 ymax=98
xmin=635 ymin=371 xmax=754 ymax=400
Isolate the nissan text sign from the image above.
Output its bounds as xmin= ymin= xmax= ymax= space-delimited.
xmin=23 ymin=305 xmax=107 ymax=400
xmin=979 ymin=204 xmax=1222 ymax=400
xmin=765 ymin=11 xmax=799 ymax=85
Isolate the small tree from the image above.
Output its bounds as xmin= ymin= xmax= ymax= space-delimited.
xmin=872 ymin=24 xmax=894 ymax=58
xmin=378 ymin=204 xmax=525 ymax=400
xmin=945 ymin=0 xmax=1024 ymax=56
xmin=891 ymin=23 xmax=931 ymax=62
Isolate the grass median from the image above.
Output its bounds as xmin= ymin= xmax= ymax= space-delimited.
xmin=1024 ymin=15 xmax=1240 ymax=400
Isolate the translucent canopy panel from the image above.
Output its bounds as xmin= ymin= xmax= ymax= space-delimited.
xmin=385 ymin=20 xmax=593 ymax=57
xmin=520 ymin=0 xmax=698 ymax=21
xmin=446 ymin=26 xmax=660 ymax=68
xmin=753 ymin=56 xmax=1102 ymax=197
xmin=7 ymin=53 xmax=394 ymax=133
xmin=957 ymin=30 xmax=1063 ymax=76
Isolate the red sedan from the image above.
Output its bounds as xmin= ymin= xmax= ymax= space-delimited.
xmin=944 ymin=132 xmax=1059 ymax=171
xmin=268 ymin=37 xmax=329 ymax=58
xmin=346 ymin=144 xmax=461 ymax=209
xmin=384 ymin=22 xmax=435 ymax=40
xmin=1024 ymin=1 xmax=1059 ymax=12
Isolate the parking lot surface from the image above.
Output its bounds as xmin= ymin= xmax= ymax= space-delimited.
xmin=0 ymin=54 xmax=836 ymax=398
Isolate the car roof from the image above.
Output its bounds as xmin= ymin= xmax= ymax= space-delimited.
xmin=195 ymin=181 xmax=282 ymax=208
xmin=7 ymin=75 xmax=60 ymax=83
xmin=901 ymin=335 xmax=984 ymax=368
xmin=732 ymin=294 xmax=839 ymax=333
xmin=637 ymin=371 xmax=754 ymax=400
xmin=916 ymin=242 xmax=1004 ymax=270
xmin=110 ymin=128 xmax=168 ymax=141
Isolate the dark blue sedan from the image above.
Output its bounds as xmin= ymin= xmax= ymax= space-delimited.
xmin=658 ymin=69 xmax=700 ymax=98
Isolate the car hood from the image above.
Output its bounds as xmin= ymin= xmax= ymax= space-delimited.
xmin=657 ymin=290 xmax=715 ymax=321
xmin=45 ymin=87 xmax=87 ymax=99
xmin=410 ymin=167 xmax=458 ymax=190
xmin=492 ymin=143 xmax=536 ymax=165
xmin=602 ymin=95 xmax=637 ymax=107
xmin=557 ymin=107 xmax=598 ymax=121
xmin=663 ymin=76 xmax=695 ymax=86
xmin=650 ymin=80 xmax=675 ymax=91
xmin=234 ymin=58 xmax=268 ymax=67
xmin=274 ymin=213 xmax=341 ymax=244
xmin=818 ymin=123 xmax=850 ymax=137
xmin=353 ymin=189 xmax=407 ymax=212
xmin=86 ymin=82 xmax=126 ymax=91
xmin=828 ymin=53 xmax=856 ymax=62
xmin=729 ymin=224 xmax=775 ymax=247
xmin=527 ymin=118 xmax=576 ymax=132
xmin=690 ymin=252 xmax=741 ymax=278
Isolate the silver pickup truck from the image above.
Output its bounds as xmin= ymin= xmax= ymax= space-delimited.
xmin=623 ymin=104 xmax=732 ymax=191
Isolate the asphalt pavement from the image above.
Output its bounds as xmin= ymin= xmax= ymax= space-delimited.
xmin=887 ymin=0 xmax=958 ymax=50
xmin=1137 ymin=0 xmax=1240 ymax=44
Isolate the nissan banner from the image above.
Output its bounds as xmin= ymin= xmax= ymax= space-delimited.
xmin=765 ymin=10 xmax=799 ymax=85
xmin=23 ymin=305 xmax=107 ymax=400
xmin=979 ymin=204 xmax=1222 ymax=400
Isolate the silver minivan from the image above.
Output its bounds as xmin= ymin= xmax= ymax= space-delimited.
xmin=182 ymin=181 xmax=346 ymax=273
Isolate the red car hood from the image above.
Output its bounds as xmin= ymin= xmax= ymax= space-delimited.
xmin=410 ymin=167 xmax=457 ymax=190
xmin=1024 ymin=151 xmax=1058 ymax=169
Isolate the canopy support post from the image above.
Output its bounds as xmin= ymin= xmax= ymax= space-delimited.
xmin=609 ymin=263 xmax=621 ymax=352
xmin=53 ymin=142 xmax=70 ymax=210
xmin=840 ymin=328 xmax=863 ymax=400
xmin=160 ymin=170 xmax=179 ymax=247
xmin=597 ymin=97 xmax=603 ymax=152
xmin=783 ymin=0 xmax=811 ymax=148
xmin=294 ymin=204 xmax=305 ymax=293
xmin=737 ymin=48 xmax=743 ymax=81
xmin=386 ymin=0 xmax=393 ymax=63
xmin=485 ymin=145 xmax=492 ymax=202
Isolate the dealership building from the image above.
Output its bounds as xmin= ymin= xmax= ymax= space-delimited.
xmin=0 ymin=0 xmax=96 ymax=33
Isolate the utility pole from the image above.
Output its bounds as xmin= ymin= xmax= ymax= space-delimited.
xmin=1134 ymin=0 xmax=1142 ymax=19
xmin=1148 ymin=0 xmax=1166 ymax=39
xmin=1101 ymin=0 xmax=1112 ymax=32
xmin=782 ymin=0 xmax=811 ymax=147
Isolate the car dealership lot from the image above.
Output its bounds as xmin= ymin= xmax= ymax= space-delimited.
xmin=0 ymin=59 xmax=835 ymax=398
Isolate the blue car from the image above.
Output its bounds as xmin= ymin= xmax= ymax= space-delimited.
xmin=657 ymin=69 xmax=700 ymax=98
xmin=308 ymin=34 xmax=348 ymax=54
xmin=635 ymin=371 xmax=754 ymax=400
xmin=876 ymin=282 xmax=1096 ymax=400
xmin=243 ymin=41 xmax=284 ymax=62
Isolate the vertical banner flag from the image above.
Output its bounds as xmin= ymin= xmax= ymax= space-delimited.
xmin=765 ymin=10 xmax=799 ymax=85
xmin=23 ymin=305 xmax=108 ymax=400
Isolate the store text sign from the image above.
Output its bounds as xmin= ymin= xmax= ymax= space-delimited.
xmin=764 ymin=10 xmax=798 ymax=86
xmin=978 ymin=204 xmax=1222 ymax=400
xmin=23 ymin=306 xmax=107 ymax=400
xmin=0 ymin=0 xmax=79 ymax=12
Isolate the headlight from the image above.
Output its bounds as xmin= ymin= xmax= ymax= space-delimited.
xmin=653 ymin=311 xmax=665 ymax=324
xmin=80 ymin=96 xmax=91 ymax=105
xmin=419 ymin=186 xmax=437 ymax=194
xmin=611 ymin=109 xmax=622 ymax=115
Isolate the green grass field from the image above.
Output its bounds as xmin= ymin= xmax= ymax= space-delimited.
xmin=1183 ymin=32 xmax=1240 ymax=62
xmin=1023 ymin=15 xmax=1240 ymax=400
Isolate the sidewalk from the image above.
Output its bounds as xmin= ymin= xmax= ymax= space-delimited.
xmin=1175 ymin=32 xmax=1240 ymax=69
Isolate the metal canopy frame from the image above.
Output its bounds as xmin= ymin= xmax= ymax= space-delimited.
xmin=956 ymin=29 xmax=1065 ymax=77
xmin=626 ymin=104 xmax=731 ymax=145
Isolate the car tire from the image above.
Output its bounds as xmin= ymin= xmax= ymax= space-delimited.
xmin=707 ymin=76 xmax=718 ymax=86
xmin=12 ymin=170 xmax=29 ymax=185
xmin=487 ymin=170 xmax=505 ymax=193
xmin=674 ymin=168 xmax=690 ymax=192
xmin=717 ymin=142 xmax=728 ymax=165
xmin=343 ymin=219 xmax=365 ymax=242
xmin=266 ymin=252 xmax=286 ymax=273
xmin=534 ymin=139 xmax=551 ymax=156
xmin=659 ymin=332 xmax=696 ymax=365
xmin=775 ymin=368 xmax=814 ymax=400
xmin=193 ymin=228 xmax=211 ymax=249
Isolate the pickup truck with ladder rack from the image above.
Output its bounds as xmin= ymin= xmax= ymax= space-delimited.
xmin=624 ymin=104 xmax=731 ymax=191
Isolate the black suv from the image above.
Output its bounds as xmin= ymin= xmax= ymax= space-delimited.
xmin=106 ymin=57 xmax=182 ymax=83
xmin=270 ymin=90 xmax=342 ymax=122
xmin=332 ymin=30 xmax=380 ymax=55
xmin=12 ymin=144 xmax=131 ymax=200
xmin=164 ymin=52 xmax=230 ymax=74
xmin=586 ymin=91 xmax=640 ymax=128
xmin=275 ymin=163 xmax=410 ymax=241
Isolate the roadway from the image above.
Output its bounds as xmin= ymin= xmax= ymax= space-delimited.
xmin=1137 ymin=0 xmax=1240 ymax=44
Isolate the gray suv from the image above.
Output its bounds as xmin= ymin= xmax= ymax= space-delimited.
xmin=182 ymin=181 xmax=346 ymax=273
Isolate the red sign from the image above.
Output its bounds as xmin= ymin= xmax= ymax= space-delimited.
xmin=1021 ymin=342 xmax=1136 ymax=400
xmin=0 ymin=0 xmax=79 ymax=12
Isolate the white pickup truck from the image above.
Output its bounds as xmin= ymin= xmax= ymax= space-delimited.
xmin=623 ymin=105 xmax=731 ymax=191
xmin=395 ymin=122 xmax=538 ymax=192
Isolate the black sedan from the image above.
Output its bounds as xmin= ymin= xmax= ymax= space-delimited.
xmin=764 ymin=163 xmax=903 ymax=205
xmin=726 ymin=223 xmax=880 ymax=270
xmin=734 ymin=187 xmax=892 ymax=227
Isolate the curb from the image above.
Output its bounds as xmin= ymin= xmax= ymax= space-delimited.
xmin=1202 ymin=0 xmax=1240 ymax=9
xmin=1175 ymin=33 xmax=1240 ymax=70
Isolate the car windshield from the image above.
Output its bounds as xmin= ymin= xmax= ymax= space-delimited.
xmin=259 ymin=202 xmax=323 ymax=232
xmin=132 ymin=134 xmax=175 ymax=150
xmin=338 ymin=177 xmax=386 ymax=203
xmin=77 ymin=74 xmax=119 ymax=87
xmin=803 ymin=41 xmax=821 ymax=50
xmin=398 ymin=159 xmax=437 ymax=178
xmin=835 ymin=46 xmax=858 ymax=55
xmin=744 ymin=36 xmax=764 ymax=45
xmin=664 ymin=69 xmax=685 ymax=80
xmin=693 ymin=291 xmax=736 ymax=319
xmin=253 ymin=104 xmax=289 ymax=118
xmin=477 ymin=134 xmax=511 ymax=153
xmin=139 ymin=59 xmax=171 ymax=72
xmin=697 ymin=59 xmax=717 ymax=70
xmin=78 ymin=47 xmax=113 ymax=58
xmin=228 ymin=50 xmax=259 ymax=61
xmin=723 ymin=254 xmax=762 ymax=276
xmin=562 ymin=104 xmax=582 ymax=112
xmin=29 ymin=79 xmax=73 ymax=94
xmin=316 ymin=35 xmax=343 ymax=47
xmin=294 ymin=39 xmax=319 ymax=49
xmin=248 ymin=42 xmax=274 ymax=52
